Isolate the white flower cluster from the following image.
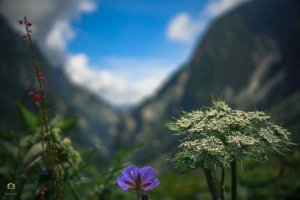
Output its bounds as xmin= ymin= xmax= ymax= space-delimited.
xmin=259 ymin=128 xmax=281 ymax=144
xmin=167 ymin=100 xmax=293 ymax=170
xmin=227 ymin=132 xmax=259 ymax=148
xmin=180 ymin=136 xmax=226 ymax=157
xmin=272 ymin=124 xmax=291 ymax=140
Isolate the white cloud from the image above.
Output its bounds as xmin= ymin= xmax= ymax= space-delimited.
xmin=0 ymin=0 xmax=179 ymax=106
xmin=166 ymin=0 xmax=250 ymax=43
xmin=65 ymin=54 xmax=177 ymax=106
xmin=0 ymin=0 xmax=97 ymax=64
xmin=205 ymin=0 xmax=250 ymax=17
xmin=78 ymin=0 xmax=97 ymax=12
xmin=166 ymin=12 xmax=203 ymax=43
xmin=1 ymin=0 xmax=250 ymax=106
xmin=46 ymin=20 xmax=75 ymax=51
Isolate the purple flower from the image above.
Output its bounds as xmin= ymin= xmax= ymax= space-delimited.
xmin=117 ymin=165 xmax=160 ymax=192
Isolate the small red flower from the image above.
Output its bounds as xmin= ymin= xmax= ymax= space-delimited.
xmin=38 ymin=75 xmax=45 ymax=81
xmin=18 ymin=19 xmax=23 ymax=25
xmin=27 ymin=21 xmax=32 ymax=26
xmin=34 ymin=95 xmax=40 ymax=101
xmin=21 ymin=35 xmax=28 ymax=40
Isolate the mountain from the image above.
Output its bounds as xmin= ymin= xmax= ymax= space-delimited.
xmin=0 ymin=16 xmax=120 ymax=155
xmin=124 ymin=0 xmax=300 ymax=163
xmin=1 ymin=0 xmax=300 ymax=165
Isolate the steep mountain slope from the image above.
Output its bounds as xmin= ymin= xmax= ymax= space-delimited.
xmin=127 ymin=0 xmax=300 ymax=163
xmin=1 ymin=0 xmax=300 ymax=166
xmin=0 ymin=16 xmax=120 ymax=153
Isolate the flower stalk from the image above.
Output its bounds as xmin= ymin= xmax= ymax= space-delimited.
xmin=221 ymin=167 xmax=226 ymax=200
xmin=167 ymin=100 xmax=293 ymax=200
xmin=231 ymin=159 xmax=237 ymax=200
xmin=204 ymin=168 xmax=221 ymax=200
xmin=20 ymin=16 xmax=62 ymax=200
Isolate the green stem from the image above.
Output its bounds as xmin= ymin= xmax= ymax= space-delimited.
xmin=204 ymin=168 xmax=221 ymax=200
xmin=24 ymin=16 xmax=62 ymax=199
xmin=68 ymin=180 xmax=82 ymax=200
xmin=221 ymin=167 xmax=226 ymax=200
xmin=231 ymin=160 xmax=237 ymax=200
xmin=141 ymin=194 xmax=149 ymax=200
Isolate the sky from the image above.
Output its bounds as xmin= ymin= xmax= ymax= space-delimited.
xmin=0 ymin=0 xmax=249 ymax=107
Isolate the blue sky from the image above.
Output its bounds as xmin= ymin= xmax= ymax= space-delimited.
xmin=1 ymin=0 xmax=248 ymax=106
xmin=68 ymin=0 xmax=208 ymax=67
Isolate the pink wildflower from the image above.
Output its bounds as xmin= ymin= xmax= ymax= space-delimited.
xmin=21 ymin=35 xmax=28 ymax=40
xmin=18 ymin=19 xmax=23 ymax=25
xmin=38 ymin=75 xmax=45 ymax=81
xmin=27 ymin=21 xmax=32 ymax=26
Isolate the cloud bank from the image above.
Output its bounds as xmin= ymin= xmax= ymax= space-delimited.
xmin=0 ymin=0 xmax=96 ymax=64
xmin=205 ymin=0 xmax=250 ymax=16
xmin=0 ymin=0 xmax=179 ymax=106
xmin=166 ymin=12 xmax=203 ymax=43
xmin=166 ymin=0 xmax=250 ymax=43
xmin=66 ymin=54 xmax=176 ymax=106
xmin=1 ymin=0 xmax=250 ymax=107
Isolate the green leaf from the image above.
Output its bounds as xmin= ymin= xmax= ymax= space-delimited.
xmin=0 ymin=138 xmax=18 ymax=159
xmin=59 ymin=116 xmax=78 ymax=133
xmin=113 ymin=143 xmax=143 ymax=166
xmin=16 ymin=101 xmax=38 ymax=133
xmin=23 ymin=142 xmax=45 ymax=168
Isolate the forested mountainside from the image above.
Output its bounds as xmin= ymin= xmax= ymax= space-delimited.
xmin=1 ymin=0 xmax=299 ymax=165
xmin=125 ymin=0 xmax=300 ymax=163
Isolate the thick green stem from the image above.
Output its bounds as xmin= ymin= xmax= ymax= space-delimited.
xmin=141 ymin=194 xmax=149 ymax=200
xmin=68 ymin=180 xmax=82 ymax=200
xmin=136 ymin=192 xmax=149 ymax=200
xmin=221 ymin=167 xmax=226 ymax=200
xmin=204 ymin=168 xmax=221 ymax=200
xmin=231 ymin=160 xmax=237 ymax=200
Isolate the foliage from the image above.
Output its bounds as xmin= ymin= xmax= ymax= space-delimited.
xmin=0 ymin=102 xmax=142 ymax=200
xmin=167 ymin=100 xmax=293 ymax=171
xmin=2 ymin=103 xmax=83 ymax=199
xmin=104 ymin=150 xmax=300 ymax=200
xmin=94 ymin=144 xmax=143 ymax=199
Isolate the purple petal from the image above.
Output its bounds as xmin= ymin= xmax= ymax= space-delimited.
xmin=139 ymin=166 xmax=157 ymax=185
xmin=122 ymin=165 xmax=139 ymax=184
xmin=117 ymin=175 xmax=134 ymax=190
xmin=143 ymin=178 xmax=160 ymax=191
